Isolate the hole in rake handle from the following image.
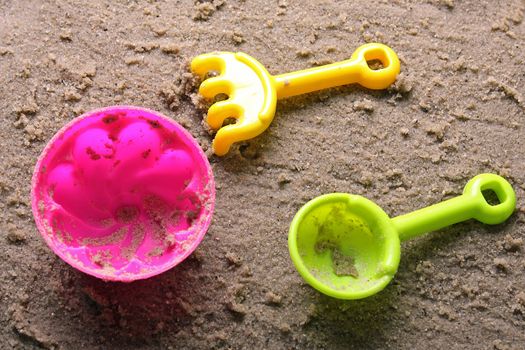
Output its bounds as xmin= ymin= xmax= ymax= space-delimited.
xmin=366 ymin=59 xmax=385 ymax=70
xmin=363 ymin=48 xmax=391 ymax=71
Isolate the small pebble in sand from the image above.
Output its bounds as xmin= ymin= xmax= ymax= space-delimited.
xmin=124 ymin=56 xmax=143 ymax=65
xmin=441 ymin=0 xmax=454 ymax=9
xmin=353 ymin=99 xmax=375 ymax=113
xmin=437 ymin=304 xmax=456 ymax=320
xmin=408 ymin=28 xmax=418 ymax=36
xmin=226 ymin=301 xmax=247 ymax=318
xmin=59 ymin=29 xmax=72 ymax=41
xmin=264 ymin=291 xmax=282 ymax=306
xmin=277 ymin=172 xmax=291 ymax=186
xmin=231 ymin=31 xmax=244 ymax=45
xmin=450 ymin=56 xmax=466 ymax=71
xmin=225 ymin=252 xmax=243 ymax=266
xmin=7 ymin=229 xmax=27 ymax=243
xmin=0 ymin=46 xmax=13 ymax=55
xmin=13 ymin=114 xmax=28 ymax=129
xmin=125 ymin=41 xmax=158 ymax=53
xmin=24 ymin=123 xmax=44 ymax=141
xmin=391 ymin=73 xmax=414 ymax=94
xmin=278 ymin=322 xmax=291 ymax=333
xmin=424 ymin=121 xmax=449 ymax=141
xmin=16 ymin=99 xmax=39 ymax=115
xmin=193 ymin=0 xmax=224 ymax=21
xmin=418 ymin=100 xmax=431 ymax=112
xmin=296 ymin=49 xmax=312 ymax=58
xmin=493 ymin=257 xmax=509 ymax=273
xmin=160 ymin=43 xmax=180 ymax=55
xmin=151 ymin=26 xmax=168 ymax=37
xmin=63 ymin=88 xmax=82 ymax=102
xmin=502 ymin=234 xmax=523 ymax=253
xmin=516 ymin=292 xmax=525 ymax=306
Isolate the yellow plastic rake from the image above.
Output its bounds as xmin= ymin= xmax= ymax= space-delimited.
xmin=191 ymin=43 xmax=400 ymax=156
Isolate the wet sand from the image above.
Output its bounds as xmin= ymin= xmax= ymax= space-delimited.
xmin=1 ymin=0 xmax=524 ymax=349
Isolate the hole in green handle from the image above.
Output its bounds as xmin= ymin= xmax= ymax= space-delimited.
xmin=467 ymin=174 xmax=516 ymax=225
xmin=481 ymin=189 xmax=501 ymax=206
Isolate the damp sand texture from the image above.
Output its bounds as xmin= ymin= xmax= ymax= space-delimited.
xmin=1 ymin=1 xmax=525 ymax=349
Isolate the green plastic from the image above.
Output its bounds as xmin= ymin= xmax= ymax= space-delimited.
xmin=288 ymin=174 xmax=516 ymax=300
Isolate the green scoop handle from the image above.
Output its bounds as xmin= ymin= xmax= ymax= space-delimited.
xmin=392 ymin=174 xmax=516 ymax=242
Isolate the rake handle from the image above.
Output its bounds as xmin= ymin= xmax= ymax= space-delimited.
xmin=273 ymin=43 xmax=400 ymax=99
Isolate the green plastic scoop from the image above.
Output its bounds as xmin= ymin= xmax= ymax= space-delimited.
xmin=288 ymin=173 xmax=516 ymax=300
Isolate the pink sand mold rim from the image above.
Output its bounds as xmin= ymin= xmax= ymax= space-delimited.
xmin=31 ymin=106 xmax=215 ymax=281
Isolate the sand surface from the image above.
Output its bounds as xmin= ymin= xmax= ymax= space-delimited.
xmin=1 ymin=0 xmax=525 ymax=349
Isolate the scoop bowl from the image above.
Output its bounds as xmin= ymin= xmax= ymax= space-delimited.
xmin=289 ymin=194 xmax=400 ymax=299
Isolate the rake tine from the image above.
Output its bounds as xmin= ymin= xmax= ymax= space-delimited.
xmin=206 ymin=100 xmax=243 ymax=130
xmin=212 ymin=118 xmax=264 ymax=156
xmin=190 ymin=54 xmax=226 ymax=78
xmin=198 ymin=76 xmax=233 ymax=100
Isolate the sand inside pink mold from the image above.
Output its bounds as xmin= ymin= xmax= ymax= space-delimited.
xmin=31 ymin=106 xmax=215 ymax=281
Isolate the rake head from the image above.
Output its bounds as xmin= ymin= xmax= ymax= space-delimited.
xmin=191 ymin=52 xmax=277 ymax=156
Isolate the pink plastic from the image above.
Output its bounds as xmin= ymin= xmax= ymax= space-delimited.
xmin=31 ymin=106 xmax=215 ymax=281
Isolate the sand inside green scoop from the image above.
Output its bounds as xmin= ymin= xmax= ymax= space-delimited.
xmin=295 ymin=201 xmax=394 ymax=294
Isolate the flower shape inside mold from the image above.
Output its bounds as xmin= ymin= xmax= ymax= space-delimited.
xmin=32 ymin=107 xmax=214 ymax=281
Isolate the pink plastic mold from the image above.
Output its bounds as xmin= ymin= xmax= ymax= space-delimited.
xmin=31 ymin=106 xmax=215 ymax=281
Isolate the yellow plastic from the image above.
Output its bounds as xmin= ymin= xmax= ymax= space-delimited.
xmin=191 ymin=43 xmax=400 ymax=155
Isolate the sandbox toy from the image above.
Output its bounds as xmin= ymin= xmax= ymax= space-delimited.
xmin=191 ymin=43 xmax=400 ymax=155
xmin=288 ymin=174 xmax=516 ymax=299
xmin=31 ymin=106 xmax=215 ymax=281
